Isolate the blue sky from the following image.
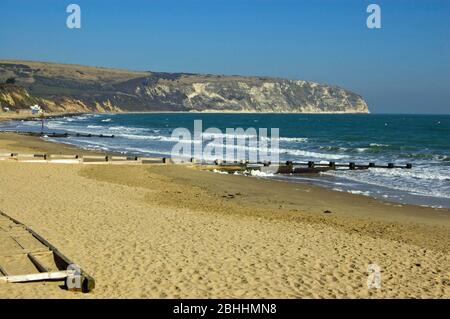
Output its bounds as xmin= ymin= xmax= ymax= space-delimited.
xmin=0 ymin=0 xmax=449 ymax=113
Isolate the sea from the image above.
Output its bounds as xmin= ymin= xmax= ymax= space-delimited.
xmin=1 ymin=113 xmax=449 ymax=209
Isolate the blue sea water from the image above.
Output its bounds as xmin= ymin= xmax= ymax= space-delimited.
xmin=2 ymin=113 xmax=450 ymax=208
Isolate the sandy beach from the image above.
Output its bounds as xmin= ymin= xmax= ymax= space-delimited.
xmin=0 ymin=132 xmax=449 ymax=298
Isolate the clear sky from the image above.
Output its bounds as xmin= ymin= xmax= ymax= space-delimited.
xmin=0 ymin=0 xmax=449 ymax=114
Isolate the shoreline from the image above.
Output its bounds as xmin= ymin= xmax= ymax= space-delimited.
xmin=0 ymin=132 xmax=449 ymax=298
xmin=1 ymin=131 xmax=449 ymax=224
xmin=0 ymin=123 xmax=449 ymax=210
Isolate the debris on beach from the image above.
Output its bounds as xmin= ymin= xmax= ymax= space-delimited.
xmin=0 ymin=210 xmax=95 ymax=293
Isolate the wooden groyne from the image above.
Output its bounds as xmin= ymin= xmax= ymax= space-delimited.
xmin=1 ymin=152 xmax=162 ymax=165
xmin=277 ymin=160 xmax=412 ymax=173
xmin=0 ymin=152 xmax=413 ymax=173
xmin=0 ymin=131 xmax=115 ymax=138
xmin=200 ymin=159 xmax=412 ymax=174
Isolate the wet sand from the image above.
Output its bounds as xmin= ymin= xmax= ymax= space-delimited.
xmin=0 ymin=133 xmax=449 ymax=298
xmin=0 ymin=132 xmax=103 ymax=156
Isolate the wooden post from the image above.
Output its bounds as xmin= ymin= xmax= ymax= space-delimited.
xmin=388 ymin=163 xmax=394 ymax=168
xmin=349 ymin=162 xmax=356 ymax=170
xmin=0 ymin=264 xmax=9 ymax=276
xmin=28 ymin=253 xmax=50 ymax=273
xmin=369 ymin=162 xmax=375 ymax=168
xmin=406 ymin=163 xmax=412 ymax=169
xmin=328 ymin=161 xmax=336 ymax=169
xmin=280 ymin=160 xmax=293 ymax=174
xmin=39 ymin=111 xmax=44 ymax=134
xmin=308 ymin=161 xmax=315 ymax=168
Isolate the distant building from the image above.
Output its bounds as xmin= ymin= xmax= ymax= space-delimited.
xmin=30 ymin=104 xmax=42 ymax=114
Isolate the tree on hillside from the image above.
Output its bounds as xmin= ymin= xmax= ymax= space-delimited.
xmin=5 ymin=77 xmax=16 ymax=84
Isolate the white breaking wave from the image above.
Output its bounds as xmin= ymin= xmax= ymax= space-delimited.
xmin=323 ymin=168 xmax=450 ymax=199
xmin=231 ymin=170 xmax=275 ymax=177
xmin=249 ymin=170 xmax=274 ymax=177
xmin=201 ymin=132 xmax=308 ymax=143
xmin=279 ymin=137 xmax=309 ymax=142
xmin=370 ymin=143 xmax=389 ymax=147
xmin=212 ymin=169 xmax=229 ymax=175
xmin=369 ymin=167 xmax=450 ymax=181
xmin=282 ymin=149 xmax=348 ymax=159
xmin=347 ymin=190 xmax=371 ymax=196
xmin=108 ymin=126 xmax=147 ymax=132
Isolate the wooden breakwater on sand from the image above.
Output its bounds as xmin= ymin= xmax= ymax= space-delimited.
xmin=0 ymin=130 xmax=115 ymax=138
xmin=0 ymin=152 xmax=413 ymax=173
xmin=171 ymin=158 xmax=413 ymax=174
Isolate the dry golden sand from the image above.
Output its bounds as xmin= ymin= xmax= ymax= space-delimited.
xmin=0 ymin=135 xmax=449 ymax=298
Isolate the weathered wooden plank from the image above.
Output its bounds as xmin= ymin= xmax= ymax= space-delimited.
xmin=27 ymin=253 xmax=50 ymax=273
xmin=23 ymin=226 xmax=96 ymax=292
xmin=0 ymin=264 xmax=9 ymax=276
xmin=0 ymin=210 xmax=95 ymax=292
xmin=0 ymin=250 xmax=50 ymax=258
xmin=82 ymin=156 xmax=108 ymax=163
xmin=0 ymin=270 xmax=75 ymax=283
xmin=49 ymin=154 xmax=79 ymax=159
